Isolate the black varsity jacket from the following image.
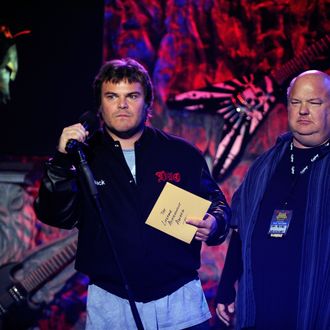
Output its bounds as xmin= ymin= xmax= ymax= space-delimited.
xmin=34 ymin=126 xmax=230 ymax=302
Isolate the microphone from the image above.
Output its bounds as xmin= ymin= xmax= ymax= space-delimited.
xmin=65 ymin=111 xmax=99 ymax=153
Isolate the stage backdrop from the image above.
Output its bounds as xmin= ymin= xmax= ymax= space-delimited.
xmin=0 ymin=0 xmax=104 ymax=156
xmin=102 ymin=0 xmax=330 ymax=325
xmin=0 ymin=1 xmax=329 ymax=329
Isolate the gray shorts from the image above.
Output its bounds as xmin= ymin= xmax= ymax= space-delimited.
xmin=85 ymin=279 xmax=211 ymax=329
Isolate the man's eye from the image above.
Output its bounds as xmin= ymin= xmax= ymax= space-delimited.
xmin=129 ymin=94 xmax=138 ymax=99
xmin=106 ymin=94 xmax=116 ymax=99
xmin=290 ymin=100 xmax=300 ymax=105
xmin=309 ymin=101 xmax=322 ymax=106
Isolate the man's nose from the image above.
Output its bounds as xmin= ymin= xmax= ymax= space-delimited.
xmin=118 ymin=97 xmax=128 ymax=109
xmin=299 ymin=101 xmax=310 ymax=115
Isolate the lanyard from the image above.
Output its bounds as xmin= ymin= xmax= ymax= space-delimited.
xmin=283 ymin=139 xmax=330 ymax=207
xmin=290 ymin=142 xmax=322 ymax=176
xmin=269 ymin=139 xmax=330 ymax=237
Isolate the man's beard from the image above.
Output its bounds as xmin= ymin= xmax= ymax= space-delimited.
xmin=104 ymin=117 xmax=146 ymax=139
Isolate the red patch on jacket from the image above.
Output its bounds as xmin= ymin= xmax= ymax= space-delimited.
xmin=155 ymin=171 xmax=181 ymax=183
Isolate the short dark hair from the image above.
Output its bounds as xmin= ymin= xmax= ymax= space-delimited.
xmin=93 ymin=58 xmax=154 ymax=116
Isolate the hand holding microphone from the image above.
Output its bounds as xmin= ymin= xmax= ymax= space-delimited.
xmin=57 ymin=123 xmax=88 ymax=154
xmin=57 ymin=111 xmax=99 ymax=154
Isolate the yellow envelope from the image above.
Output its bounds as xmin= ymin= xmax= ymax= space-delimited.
xmin=145 ymin=182 xmax=211 ymax=243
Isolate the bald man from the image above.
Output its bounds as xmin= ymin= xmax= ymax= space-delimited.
xmin=215 ymin=70 xmax=330 ymax=330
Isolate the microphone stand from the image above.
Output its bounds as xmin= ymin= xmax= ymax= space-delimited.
xmin=75 ymin=147 xmax=144 ymax=330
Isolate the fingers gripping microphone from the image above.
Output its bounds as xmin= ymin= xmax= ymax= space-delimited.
xmin=65 ymin=111 xmax=99 ymax=153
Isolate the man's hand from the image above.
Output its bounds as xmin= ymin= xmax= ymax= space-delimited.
xmin=57 ymin=123 xmax=89 ymax=154
xmin=216 ymin=302 xmax=235 ymax=327
xmin=186 ymin=213 xmax=217 ymax=241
